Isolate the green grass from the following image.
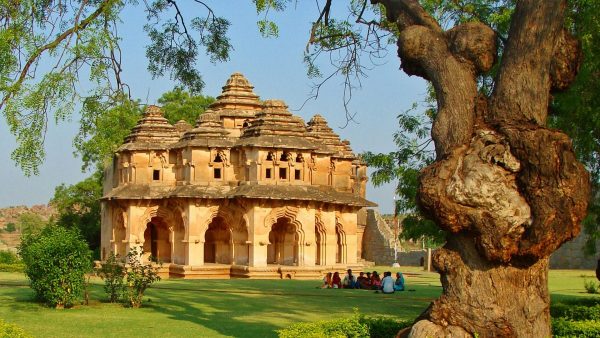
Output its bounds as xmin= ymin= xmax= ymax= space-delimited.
xmin=0 ymin=267 xmax=596 ymax=338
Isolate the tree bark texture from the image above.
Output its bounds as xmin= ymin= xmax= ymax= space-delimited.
xmin=372 ymin=0 xmax=590 ymax=337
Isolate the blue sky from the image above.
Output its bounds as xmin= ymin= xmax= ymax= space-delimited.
xmin=0 ymin=2 xmax=428 ymax=213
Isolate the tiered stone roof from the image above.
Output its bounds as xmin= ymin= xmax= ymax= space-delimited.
xmin=172 ymin=110 xmax=234 ymax=148
xmin=236 ymin=100 xmax=315 ymax=149
xmin=119 ymin=105 xmax=179 ymax=150
xmin=208 ymin=72 xmax=262 ymax=118
xmin=307 ymin=114 xmax=355 ymax=158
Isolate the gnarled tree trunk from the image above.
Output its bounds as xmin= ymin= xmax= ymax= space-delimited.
xmin=372 ymin=0 xmax=590 ymax=336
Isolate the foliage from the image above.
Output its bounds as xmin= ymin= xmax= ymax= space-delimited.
xmin=0 ymin=250 xmax=20 ymax=264
xmin=5 ymin=222 xmax=16 ymax=233
xmin=277 ymin=311 xmax=411 ymax=338
xmin=15 ymin=212 xmax=47 ymax=235
xmin=0 ymin=0 xmax=232 ymax=174
xmin=122 ymin=247 xmax=161 ymax=308
xmin=51 ymin=172 xmax=103 ymax=255
xmin=552 ymin=319 xmax=600 ymax=338
xmin=551 ymin=302 xmax=600 ymax=321
xmin=278 ymin=310 xmax=369 ymax=338
xmin=18 ymin=225 xmax=92 ymax=308
xmin=94 ymin=252 xmax=125 ymax=303
xmin=362 ymin=105 xmax=444 ymax=247
xmin=584 ymin=279 xmax=599 ymax=294
xmin=75 ymin=94 xmax=143 ymax=171
xmin=0 ymin=319 xmax=32 ymax=338
xmin=550 ymin=0 xmax=600 ymax=257
xmin=158 ymin=87 xmax=215 ymax=125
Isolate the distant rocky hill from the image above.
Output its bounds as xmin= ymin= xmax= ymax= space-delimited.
xmin=0 ymin=204 xmax=56 ymax=252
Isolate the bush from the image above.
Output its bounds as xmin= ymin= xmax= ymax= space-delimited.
xmin=18 ymin=225 xmax=92 ymax=308
xmin=5 ymin=222 xmax=16 ymax=233
xmin=277 ymin=311 xmax=411 ymax=338
xmin=0 ymin=250 xmax=20 ymax=264
xmin=95 ymin=252 xmax=125 ymax=303
xmin=122 ymin=247 xmax=161 ymax=308
xmin=551 ymin=303 xmax=600 ymax=321
xmin=0 ymin=319 xmax=32 ymax=338
xmin=552 ymin=318 xmax=600 ymax=337
xmin=584 ymin=279 xmax=599 ymax=294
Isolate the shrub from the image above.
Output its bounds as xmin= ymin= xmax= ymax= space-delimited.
xmin=95 ymin=252 xmax=125 ymax=303
xmin=551 ymin=303 xmax=600 ymax=321
xmin=359 ymin=315 xmax=412 ymax=337
xmin=0 ymin=250 xmax=20 ymax=264
xmin=0 ymin=319 xmax=32 ymax=338
xmin=18 ymin=225 xmax=92 ymax=308
xmin=5 ymin=222 xmax=16 ymax=233
xmin=584 ymin=279 xmax=599 ymax=294
xmin=552 ymin=318 xmax=600 ymax=337
xmin=278 ymin=311 xmax=411 ymax=338
xmin=122 ymin=247 xmax=161 ymax=308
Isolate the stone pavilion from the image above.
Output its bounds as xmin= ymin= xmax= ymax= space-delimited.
xmin=100 ymin=73 xmax=375 ymax=278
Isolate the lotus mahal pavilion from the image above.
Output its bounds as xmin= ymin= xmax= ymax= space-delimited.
xmin=100 ymin=73 xmax=375 ymax=278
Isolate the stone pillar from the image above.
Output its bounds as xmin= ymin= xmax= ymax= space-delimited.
xmin=340 ymin=211 xmax=359 ymax=264
xmin=321 ymin=210 xmax=337 ymax=265
xmin=185 ymin=203 xmax=210 ymax=266
xmin=247 ymin=204 xmax=269 ymax=267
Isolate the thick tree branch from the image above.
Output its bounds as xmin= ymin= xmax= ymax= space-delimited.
xmin=489 ymin=0 xmax=567 ymax=125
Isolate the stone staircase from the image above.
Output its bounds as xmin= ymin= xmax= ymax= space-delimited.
xmin=361 ymin=209 xmax=398 ymax=265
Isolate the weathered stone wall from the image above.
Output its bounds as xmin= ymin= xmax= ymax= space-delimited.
xmin=397 ymin=250 xmax=428 ymax=267
xmin=362 ymin=209 xmax=397 ymax=265
xmin=550 ymin=231 xmax=599 ymax=269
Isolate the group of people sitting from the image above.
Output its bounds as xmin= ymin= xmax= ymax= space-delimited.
xmin=321 ymin=269 xmax=405 ymax=294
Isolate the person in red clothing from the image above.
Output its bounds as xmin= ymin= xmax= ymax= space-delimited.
xmin=332 ymin=271 xmax=342 ymax=288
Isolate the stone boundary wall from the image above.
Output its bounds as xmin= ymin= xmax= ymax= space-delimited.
xmin=361 ymin=209 xmax=396 ymax=265
xmin=550 ymin=231 xmax=599 ymax=270
xmin=397 ymin=250 xmax=427 ymax=267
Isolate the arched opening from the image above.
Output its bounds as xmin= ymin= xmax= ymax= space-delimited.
xmin=335 ymin=223 xmax=346 ymax=264
xmin=267 ymin=218 xmax=299 ymax=265
xmin=143 ymin=217 xmax=171 ymax=263
xmin=315 ymin=221 xmax=326 ymax=266
xmin=204 ymin=217 xmax=231 ymax=264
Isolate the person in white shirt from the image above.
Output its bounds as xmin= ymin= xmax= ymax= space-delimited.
xmin=381 ymin=271 xmax=395 ymax=294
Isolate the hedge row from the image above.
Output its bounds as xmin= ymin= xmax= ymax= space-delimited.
xmin=0 ymin=319 xmax=32 ymax=338
xmin=277 ymin=313 xmax=411 ymax=338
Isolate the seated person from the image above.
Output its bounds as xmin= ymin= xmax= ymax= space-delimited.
xmin=356 ymin=272 xmax=368 ymax=289
xmin=394 ymin=272 xmax=405 ymax=291
xmin=371 ymin=271 xmax=382 ymax=290
xmin=332 ymin=271 xmax=342 ymax=289
xmin=342 ymin=269 xmax=357 ymax=289
xmin=321 ymin=272 xmax=332 ymax=288
xmin=381 ymin=271 xmax=395 ymax=294
xmin=360 ymin=272 xmax=372 ymax=289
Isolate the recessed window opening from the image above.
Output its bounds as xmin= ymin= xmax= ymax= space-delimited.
xmin=242 ymin=120 xmax=250 ymax=128
xmin=266 ymin=168 xmax=272 ymax=179
xmin=266 ymin=152 xmax=274 ymax=161
xmin=280 ymin=152 xmax=290 ymax=161
xmin=152 ymin=170 xmax=160 ymax=181
xmin=279 ymin=168 xmax=287 ymax=180
xmin=294 ymin=169 xmax=301 ymax=180
xmin=214 ymin=153 xmax=223 ymax=163
xmin=214 ymin=168 xmax=222 ymax=179
xmin=295 ymin=154 xmax=303 ymax=163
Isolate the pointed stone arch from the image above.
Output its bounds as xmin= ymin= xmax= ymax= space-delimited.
xmin=200 ymin=203 xmax=249 ymax=265
xmin=315 ymin=213 xmax=327 ymax=266
xmin=265 ymin=206 xmax=306 ymax=266
xmin=335 ymin=215 xmax=347 ymax=264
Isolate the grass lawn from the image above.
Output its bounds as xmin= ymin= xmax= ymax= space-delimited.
xmin=0 ymin=266 xmax=597 ymax=338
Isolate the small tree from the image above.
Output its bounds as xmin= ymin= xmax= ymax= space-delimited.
xmin=18 ymin=225 xmax=91 ymax=308
xmin=5 ymin=223 xmax=16 ymax=233
xmin=123 ymin=247 xmax=160 ymax=308
xmin=95 ymin=252 xmax=125 ymax=303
